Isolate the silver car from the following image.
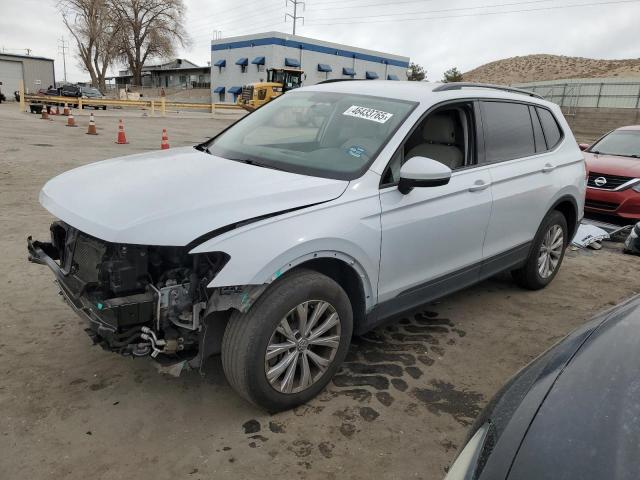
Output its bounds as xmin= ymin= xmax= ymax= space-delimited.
xmin=28 ymin=81 xmax=585 ymax=410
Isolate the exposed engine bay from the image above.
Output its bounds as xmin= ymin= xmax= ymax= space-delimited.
xmin=27 ymin=221 xmax=252 ymax=366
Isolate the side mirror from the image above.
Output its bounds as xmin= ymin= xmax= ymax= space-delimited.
xmin=398 ymin=156 xmax=452 ymax=194
xmin=578 ymin=143 xmax=590 ymax=151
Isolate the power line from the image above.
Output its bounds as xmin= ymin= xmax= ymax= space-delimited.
xmin=286 ymin=0 xmax=305 ymax=35
xmin=189 ymin=16 xmax=288 ymax=42
xmin=187 ymin=3 xmax=284 ymax=33
xmin=307 ymin=0 xmax=437 ymax=11
xmin=306 ymin=0 xmax=640 ymax=25
xmin=309 ymin=0 xmax=553 ymax=20
xmin=58 ymin=37 xmax=69 ymax=84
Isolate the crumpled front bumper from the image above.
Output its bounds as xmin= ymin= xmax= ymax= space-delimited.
xmin=27 ymin=236 xmax=117 ymax=336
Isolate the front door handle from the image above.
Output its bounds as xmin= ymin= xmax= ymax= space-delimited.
xmin=468 ymin=180 xmax=490 ymax=192
xmin=542 ymin=163 xmax=556 ymax=173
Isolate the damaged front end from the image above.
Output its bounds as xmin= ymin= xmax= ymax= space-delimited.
xmin=27 ymin=221 xmax=260 ymax=369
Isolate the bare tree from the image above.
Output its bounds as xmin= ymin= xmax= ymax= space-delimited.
xmin=58 ymin=0 xmax=120 ymax=90
xmin=110 ymin=0 xmax=189 ymax=86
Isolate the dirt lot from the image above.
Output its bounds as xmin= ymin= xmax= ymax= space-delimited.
xmin=1 ymin=103 xmax=639 ymax=480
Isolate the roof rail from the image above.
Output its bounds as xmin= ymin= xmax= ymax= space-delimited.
xmin=432 ymin=82 xmax=543 ymax=99
xmin=316 ymin=78 xmax=361 ymax=85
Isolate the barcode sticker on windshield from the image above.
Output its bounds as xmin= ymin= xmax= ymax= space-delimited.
xmin=343 ymin=105 xmax=393 ymax=124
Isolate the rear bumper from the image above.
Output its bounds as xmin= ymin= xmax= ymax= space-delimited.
xmin=585 ymin=187 xmax=640 ymax=220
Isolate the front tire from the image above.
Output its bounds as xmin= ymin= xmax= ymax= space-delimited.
xmin=512 ymin=210 xmax=568 ymax=290
xmin=222 ymin=269 xmax=353 ymax=411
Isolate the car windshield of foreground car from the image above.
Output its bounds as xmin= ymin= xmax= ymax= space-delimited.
xmin=206 ymin=91 xmax=417 ymax=180
xmin=589 ymin=130 xmax=640 ymax=158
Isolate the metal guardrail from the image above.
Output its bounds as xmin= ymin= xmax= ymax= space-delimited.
xmin=21 ymin=92 xmax=242 ymax=114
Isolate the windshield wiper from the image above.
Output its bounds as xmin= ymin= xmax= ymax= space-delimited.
xmin=227 ymin=157 xmax=287 ymax=172
xmin=194 ymin=143 xmax=210 ymax=154
xmin=592 ymin=150 xmax=640 ymax=158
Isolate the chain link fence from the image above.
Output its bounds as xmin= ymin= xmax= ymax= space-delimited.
xmin=514 ymin=78 xmax=640 ymax=113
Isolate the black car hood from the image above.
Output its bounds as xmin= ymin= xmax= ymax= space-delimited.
xmin=507 ymin=296 xmax=640 ymax=480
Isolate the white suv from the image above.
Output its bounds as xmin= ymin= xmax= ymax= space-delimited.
xmin=28 ymin=81 xmax=585 ymax=410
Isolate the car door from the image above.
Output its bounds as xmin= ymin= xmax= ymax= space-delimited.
xmin=481 ymin=101 xmax=560 ymax=264
xmin=376 ymin=101 xmax=493 ymax=307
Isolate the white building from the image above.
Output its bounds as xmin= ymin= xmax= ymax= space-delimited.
xmin=211 ymin=31 xmax=410 ymax=103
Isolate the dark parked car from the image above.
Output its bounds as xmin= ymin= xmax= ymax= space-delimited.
xmin=79 ymin=86 xmax=107 ymax=110
xmin=445 ymin=294 xmax=640 ymax=480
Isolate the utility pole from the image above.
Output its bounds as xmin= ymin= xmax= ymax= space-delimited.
xmin=285 ymin=0 xmax=304 ymax=35
xmin=58 ymin=37 xmax=69 ymax=84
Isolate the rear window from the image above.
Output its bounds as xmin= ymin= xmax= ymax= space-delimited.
xmin=536 ymin=107 xmax=563 ymax=149
xmin=481 ymin=101 xmax=536 ymax=162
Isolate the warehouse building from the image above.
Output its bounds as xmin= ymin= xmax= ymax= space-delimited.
xmin=0 ymin=53 xmax=55 ymax=99
xmin=114 ymin=58 xmax=211 ymax=89
xmin=211 ymin=31 xmax=410 ymax=103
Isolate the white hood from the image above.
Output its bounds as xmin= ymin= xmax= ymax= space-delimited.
xmin=40 ymin=147 xmax=349 ymax=246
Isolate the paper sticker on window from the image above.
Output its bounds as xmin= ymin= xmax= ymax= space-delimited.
xmin=343 ymin=105 xmax=393 ymax=124
xmin=347 ymin=145 xmax=367 ymax=158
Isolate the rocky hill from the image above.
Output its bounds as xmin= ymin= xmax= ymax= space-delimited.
xmin=462 ymin=54 xmax=640 ymax=85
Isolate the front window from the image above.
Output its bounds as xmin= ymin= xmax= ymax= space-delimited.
xmin=205 ymin=91 xmax=417 ymax=180
xmin=589 ymin=130 xmax=640 ymax=158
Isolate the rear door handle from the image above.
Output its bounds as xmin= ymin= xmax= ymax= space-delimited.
xmin=542 ymin=163 xmax=556 ymax=173
xmin=468 ymin=180 xmax=491 ymax=192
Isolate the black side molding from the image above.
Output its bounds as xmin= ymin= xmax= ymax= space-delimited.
xmin=360 ymin=242 xmax=532 ymax=334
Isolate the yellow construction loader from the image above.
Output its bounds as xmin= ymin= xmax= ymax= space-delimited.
xmin=237 ymin=68 xmax=304 ymax=111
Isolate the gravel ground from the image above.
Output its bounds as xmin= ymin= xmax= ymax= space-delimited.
xmin=1 ymin=103 xmax=639 ymax=480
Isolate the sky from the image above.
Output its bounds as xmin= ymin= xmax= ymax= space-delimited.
xmin=1 ymin=0 xmax=639 ymax=83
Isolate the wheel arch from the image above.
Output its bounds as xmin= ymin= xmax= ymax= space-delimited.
xmin=550 ymin=194 xmax=579 ymax=240
xmin=289 ymin=256 xmax=368 ymax=336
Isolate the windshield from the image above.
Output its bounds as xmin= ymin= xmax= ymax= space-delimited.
xmin=589 ymin=130 xmax=640 ymax=158
xmin=206 ymin=91 xmax=417 ymax=180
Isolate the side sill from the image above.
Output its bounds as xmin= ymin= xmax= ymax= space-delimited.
xmin=359 ymin=242 xmax=531 ymax=335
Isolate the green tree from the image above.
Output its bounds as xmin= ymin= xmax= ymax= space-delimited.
xmin=406 ymin=62 xmax=427 ymax=81
xmin=442 ymin=67 xmax=464 ymax=83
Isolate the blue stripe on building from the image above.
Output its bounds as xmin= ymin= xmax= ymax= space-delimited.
xmin=211 ymin=37 xmax=409 ymax=68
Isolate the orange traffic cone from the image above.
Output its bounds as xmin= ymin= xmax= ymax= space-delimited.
xmin=66 ymin=112 xmax=77 ymax=127
xmin=86 ymin=113 xmax=98 ymax=135
xmin=160 ymin=128 xmax=170 ymax=150
xmin=41 ymin=106 xmax=49 ymax=120
xmin=115 ymin=119 xmax=128 ymax=144
xmin=63 ymin=103 xmax=70 ymax=116
xmin=55 ymin=105 xmax=60 ymax=116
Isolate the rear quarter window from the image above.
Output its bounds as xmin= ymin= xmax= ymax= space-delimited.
xmin=536 ymin=107 xmax=563 ymax=149
xmin=481 ymin=101 xmax=536 ymax=162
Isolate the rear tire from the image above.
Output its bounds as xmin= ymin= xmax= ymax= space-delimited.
xmin=512 ymin=210 xmax=568 ymax=290
xmin=221 ymin=269 xmax=353 ymax=411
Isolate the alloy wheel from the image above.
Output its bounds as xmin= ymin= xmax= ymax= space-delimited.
xmin=538 ymin=224 xmax=564 ymax=279
xmin=264 ymin=300 xmax=341 ymax=394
